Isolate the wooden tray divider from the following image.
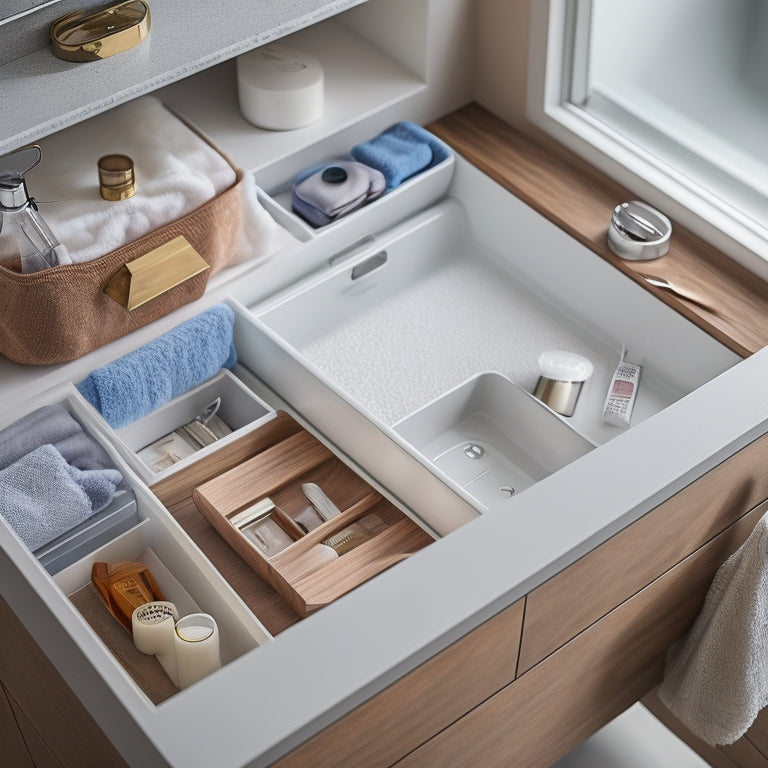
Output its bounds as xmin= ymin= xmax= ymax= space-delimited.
xmin=193 ymin=430 xmax=333 ymax=518
xmin=269 ymin=489 xmax=383 ymax=565
xmin=153 ymin=411 xmax=301 ymax=509
xmin=290 ymin=520 xmax=434 ymax=612
xmin=188 ymin=412 xmax=436 ymax=616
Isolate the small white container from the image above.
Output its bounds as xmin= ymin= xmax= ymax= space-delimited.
xmin=237 ymin=43 xmax=324 ymax=131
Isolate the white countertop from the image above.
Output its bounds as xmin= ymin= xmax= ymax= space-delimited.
xmin=0 ymin=0 xmax=368 ymax=156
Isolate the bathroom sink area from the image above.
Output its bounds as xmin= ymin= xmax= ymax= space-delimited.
xmin=393 ymin=372 xmax=594 ymax=510
xmin=237 ymin=158 xmax=741 ymax=519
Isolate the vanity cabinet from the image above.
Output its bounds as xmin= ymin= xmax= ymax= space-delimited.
xmin=268 ymin=431 xmax=768 ymax=768
xmin=3 ymin=2 xmax=768 ymax=767
xmin=396 ymin=503 xmax=764 ymax=768
xmin=0 ymin=595 xmax=128 ymax=767
xmin=0 ymin=681 xmax=35 ymax=768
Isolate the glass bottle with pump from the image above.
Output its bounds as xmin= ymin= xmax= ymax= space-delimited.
xmin=0 ymin=145 xmax=64 ymax=273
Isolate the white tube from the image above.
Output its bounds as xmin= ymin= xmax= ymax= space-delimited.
xmin=132 ymin=601 xmax=180 ymax=687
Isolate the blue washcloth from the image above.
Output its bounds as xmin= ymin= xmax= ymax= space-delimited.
xmin=0 ymin=444 xmax=122 ymax=552
xmin=350 ymin=121 xmax=452 ymax=191
xmin=0 ymin=404 xmax=114 ymax=472
xmin=77 ymin=304 xmax=237 ymax=429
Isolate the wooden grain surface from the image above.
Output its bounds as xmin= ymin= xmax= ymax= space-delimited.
xmin=7 ymin=692 xmax=63 ymax=768
xmin=272 ymin=598 xmax=525 ymax=768
xmin=395 ymin=505 xmax=764 ymax=768
xmin=519 ymin=432 xmax=768 ymax=672
xmin=428 ymin=105 xmax=768 ymax=357
xmin=746 ymin=710 xmax=768 ymax=763
xmin=0 ymin=682 xmax=35 ymax=768
xmin=0 ymin=595 xmax=128 ymax=768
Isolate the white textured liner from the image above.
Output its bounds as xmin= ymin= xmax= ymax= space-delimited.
xmin=112 ymin=368 xmax=277 ymax=484
xmin=231 ymin=298 xmax=482 ymax=537
xmin=0 ymin=384 xmax=272 ymax=708
xmin=234 ymin=189 xmax=740 ymax=521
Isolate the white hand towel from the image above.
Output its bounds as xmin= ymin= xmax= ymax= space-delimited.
xmin=32 ymin=95 xmax=276 ymax=265
xmin=658 ymin=512 xmax=768 ymax=744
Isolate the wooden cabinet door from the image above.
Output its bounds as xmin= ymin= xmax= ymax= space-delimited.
xmin=519 ymin=433 xmax=768 ymax=673
xmin=395 ymin=505 xmax=763 ymax=768
xmin=272 ymin=598 xmax=525 ymax=768
xmin=0 ymin=595 xmax=128 ymax=768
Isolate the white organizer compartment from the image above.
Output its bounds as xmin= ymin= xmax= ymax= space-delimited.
xmin=392 ymin=372 xmax=595 ymax=511
xmin=0 ymin=387 xmax=271 ymax=706
xmin=257 ymin=151 xmax=455 ymax=245
xmin=234 ymin=163 xmax=741 ymax=516
xmin=112 ymin=369 xmax=276 ymax=484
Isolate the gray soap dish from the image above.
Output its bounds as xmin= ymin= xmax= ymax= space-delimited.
xmin=393 ymin=372 xmax=595 ymax=511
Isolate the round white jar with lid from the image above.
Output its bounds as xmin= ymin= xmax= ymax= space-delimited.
xmin=236 ymin=43 xmax=324 ymax=130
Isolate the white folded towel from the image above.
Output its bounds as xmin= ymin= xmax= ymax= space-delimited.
xmin=32 ymin=95 xmax=276 ymax=265
xmin=658 ymin=512 xmax=768 ymax=744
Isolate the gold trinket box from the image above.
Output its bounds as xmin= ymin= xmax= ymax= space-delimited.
xmin=50 ymin=0 xmax=151 ymax=62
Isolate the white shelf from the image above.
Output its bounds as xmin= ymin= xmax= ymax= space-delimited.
xmin=158 ymin=18 xmax=426 ymax=178
xmin=0 ymin=0 xmax=367 ymax=156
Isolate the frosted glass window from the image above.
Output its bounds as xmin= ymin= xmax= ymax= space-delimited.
xmin=569 ymin=0 xmax=768 ymax=233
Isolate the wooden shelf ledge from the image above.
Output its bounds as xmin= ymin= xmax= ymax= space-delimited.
xmin=429 ymin=104 xmax=768 ymax=358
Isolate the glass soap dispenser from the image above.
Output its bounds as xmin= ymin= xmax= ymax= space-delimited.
xmin=0 ymin=145 xmax=64 ymax=273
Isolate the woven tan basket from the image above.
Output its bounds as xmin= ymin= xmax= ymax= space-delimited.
xmin=0 ymin=168 xmax=244 ymax=366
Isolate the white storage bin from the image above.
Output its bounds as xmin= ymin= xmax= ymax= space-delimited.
xmin=112 ymin=369 xmax=276 ymax=483
xmin=257 ymin=150 xmax=455 ymax=246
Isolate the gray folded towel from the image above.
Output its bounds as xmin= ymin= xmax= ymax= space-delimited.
xmin=659 ymin=512 xmax=768 ymax=744
xmin=0 ymin=444 xmax=122 ymax=552
xmin=0 ymin=404 xmax=113 ymax=472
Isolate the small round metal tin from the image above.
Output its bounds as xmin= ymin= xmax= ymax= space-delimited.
xmin=607 ymin=200 xmax=672 ymax=261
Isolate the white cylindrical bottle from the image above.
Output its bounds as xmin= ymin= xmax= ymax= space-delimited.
xmin=174 ymin=613 xmax=221 ymax=689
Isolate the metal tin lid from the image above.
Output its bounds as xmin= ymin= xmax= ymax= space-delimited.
xmin=98 ymin=154 xmax=135 ymax=200
xmin=607 ymin=201 xmax=672 ymax=261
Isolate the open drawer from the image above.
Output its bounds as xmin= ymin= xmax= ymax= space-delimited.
xmin=232 ymin=159 xmax=741 ymax=517
xmin=0 ymin=387 xmax=272 ymax=707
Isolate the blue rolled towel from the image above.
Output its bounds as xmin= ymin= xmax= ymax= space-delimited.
xmin=0 ymin=404 xmax=113 ymax=472
xmin=0 ymin=444 xmax=122 ymax=552
xmin=350 ymin=121 xmax=452 ymax=191
xmin=77 ymin=303 xmax=237 ymax=429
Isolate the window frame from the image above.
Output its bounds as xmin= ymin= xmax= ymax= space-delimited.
xmin=525 ymin=0 xmax=768 ymax=282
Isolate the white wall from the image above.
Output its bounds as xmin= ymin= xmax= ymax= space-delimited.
xmin=474 ymin=0 xmax=532 ymax=130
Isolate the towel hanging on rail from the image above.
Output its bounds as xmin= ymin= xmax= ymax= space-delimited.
xmin=659 ymin=511 xmax=768 ymax=744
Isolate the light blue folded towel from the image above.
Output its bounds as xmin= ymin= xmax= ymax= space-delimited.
xmin=0 ymin=444 xmax=122 ymax=552
xmin=350 ymin=121 xmax=452 ymax=191
xmin=76 ymin=303 xmax=237 ymax=429
xmin=0 ymin=404 xmax=113 ymax=472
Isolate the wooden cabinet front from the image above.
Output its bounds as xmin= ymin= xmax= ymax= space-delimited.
xmin=519 ymin=431 xmax=768 ymax=673
xmin=272 ymin=598 xmax=525 ymax=768
xmin=0 ymin=595 xmax=128 ymax=768
xmin=394 ymin=504 xmax=763 ymax=768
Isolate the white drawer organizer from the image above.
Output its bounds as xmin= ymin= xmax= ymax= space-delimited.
xmin=236 ymin=159 xmax=738 ymax=518
xmin=1 ymin=2 xmax=766 ymax=767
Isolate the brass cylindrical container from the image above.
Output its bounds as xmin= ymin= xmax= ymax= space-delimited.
xmin=98 ymin=154 xmax=136 ymax=200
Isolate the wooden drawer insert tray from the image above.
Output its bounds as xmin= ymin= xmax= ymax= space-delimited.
xmin=192 ymin=411 xmax=434 ymax=616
